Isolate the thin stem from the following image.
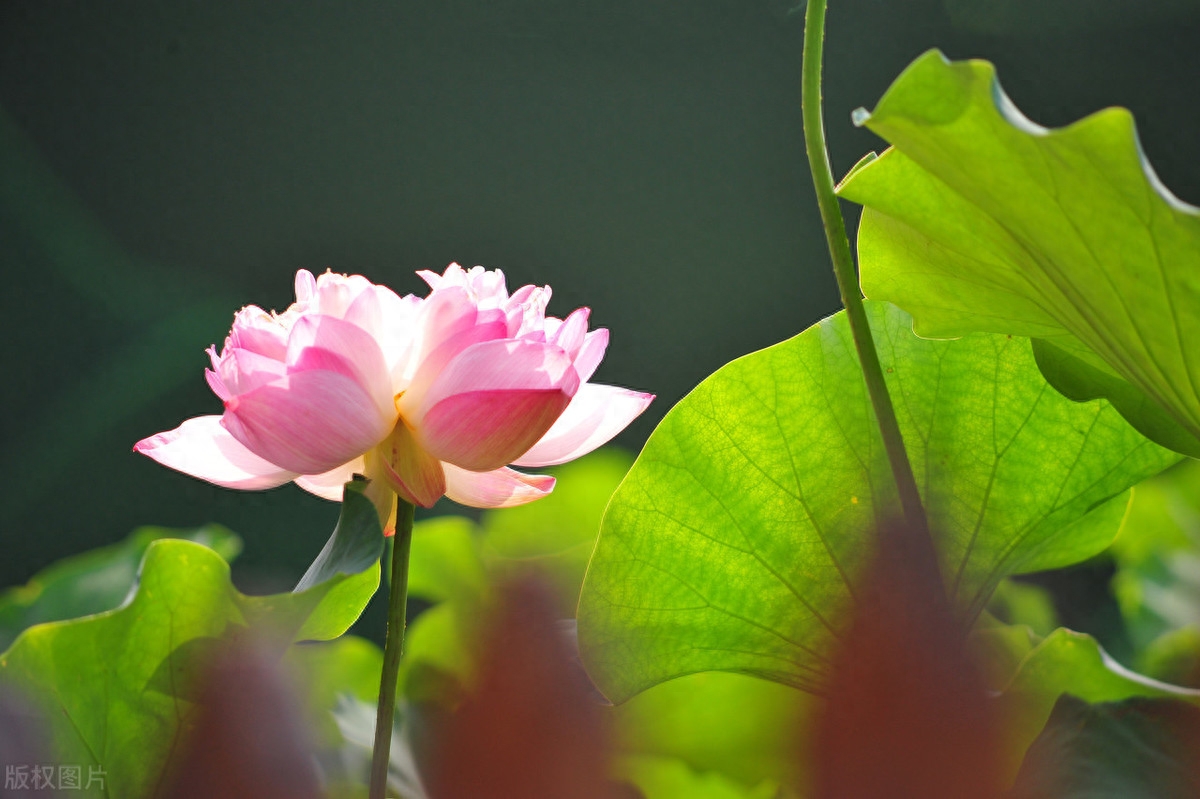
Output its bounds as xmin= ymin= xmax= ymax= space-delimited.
xmin=369 ymin=497 xmax=416 ymax=799
xmin=800 ymin=0 xmax=931 ymax=544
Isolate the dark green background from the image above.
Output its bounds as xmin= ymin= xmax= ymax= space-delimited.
xmin=2 ymin=0 xmax=1198 ymax=595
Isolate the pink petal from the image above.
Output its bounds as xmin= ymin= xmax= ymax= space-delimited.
xmin=226 ymin=305 xmax=289 ymax=360
xmin=294 ymin=270 xmax=317 ymax=303
xmin=400 ymin=317 xmax=509 ymax=413
xmin=401 ymin=286 xmax=480 ymax=383
xmin=375 ymin=288 xmax=422 ymax=381
xmin=551 ymin=307 xmax=590 ymax=360
xmin=418 ymin=388 xmax=574 ymax=472
xmin=504 ymin=284 xmax=551 ymax=337
xmin=311 ymin=271 xmax=378 ymax=319
xmin=134 ymin=415 xmax=298 ymax=490
xmin=205 ymin=368 xmax=231 ymax=401
xmin=442 ymin=464 xmax=556 ymax=509
xmin=573 ymin=328 xmax=609 ymax=383
xmin=379 ymin=422 xmax=446 ymax=508
xmin=285 ymin=314 xmax=394 ymax=417
xmin=222 ymin=370 xmax=395 ymax=475
xmin=415 ymin=339 xmax=580 ymax=414
xmin=513 ymin=384 xmax=654 ymax=468
xmin=294 ymin=456 xmax=366 ymax=501
xmin=342 ymin=285 xmax=384 ymax=338
xmin=417 ymin=262 xmax=466 ymax=291
xmin=410 ymin=339 xmax=580 ymax=470
xmin=217 ymin=347 xmax=288 ymax=397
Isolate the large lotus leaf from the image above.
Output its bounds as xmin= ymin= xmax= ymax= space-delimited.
xmin=0 ymin=483 xmax=383 ymax=799
xmin=0 ymin=524 xmax=241 ymax=651
xmin=836 ymin=50 xmax=1200 ymax=457
xmin=577 ymin=302 xmax=1177 ymax=702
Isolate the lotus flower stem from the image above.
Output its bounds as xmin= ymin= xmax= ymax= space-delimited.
xmin=369 ymin=497 xmax=416 ymax=799
xmin=800 ymin=0 xmax=932 ymax=543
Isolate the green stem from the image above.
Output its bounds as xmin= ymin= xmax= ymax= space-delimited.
xmin=800 ymin=0 xmax=930 ymax=542
xmin=369 ymin=497 xmax=416 ymax=799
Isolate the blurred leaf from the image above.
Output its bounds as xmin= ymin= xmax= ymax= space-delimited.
xmin=985 ymin=627 xmax=1200 ymax=782
xmin=838 ymin=50 xmax=1200 ymax=456
xmin=1008 ymin=695 xmax=1200 ymax=798
xmin=285 ymin=635 xmax=383 ymax=747
xmin=397 ymin=516 xmax=488 ymax=702
xmin=611 ymin=672 xmax=804 ymax=791
xmin=0 ymin=524 xmax=241 ymax=651
xmin=988 ymin=580 xmax=1060 ymax=639
xmin=407 ymin=516 xmax=488 ymax=607
xmin=481 ymin=450 xmax=632 ymax=612
xmin=578 ymin=301 xmax=1175 ymax=702
xmin=0 ymin=488 xmax=381 ymax=799
xmin=398 ymin=603 xmax=474 ymax=704
xmin=615 ymin=755 xmax=784 ymax=799
xmin=330 ymin=696 xmax=429 ymax=799
xmin=1110 ymin=460 xmax=1200 ymax=650
xmin=393 ymin=451 xmax=633 ymax=702
xmin=1137 ymin=626 xmax=1200 ymax=688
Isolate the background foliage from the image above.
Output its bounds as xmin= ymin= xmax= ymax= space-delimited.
xmin=2 ymin=0 xmax=1199 ymax=609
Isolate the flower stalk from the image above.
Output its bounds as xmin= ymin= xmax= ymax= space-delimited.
xmin=369 ymin=496 xmax=416 ymax=799
xmin=800 ymin=0 xmax=932 ymax=545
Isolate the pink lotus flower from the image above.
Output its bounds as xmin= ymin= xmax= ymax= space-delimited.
xmin=135 ymin=265 xmax=653 ymax=518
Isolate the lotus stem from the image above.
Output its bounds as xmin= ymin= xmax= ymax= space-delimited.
xmin=369 ymin=497 xmax=416 ymax=799
xmin=800 ymin=0 xmax=933 ymax=548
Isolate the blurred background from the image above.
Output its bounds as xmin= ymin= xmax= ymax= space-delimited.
xmin=1 ymin=0 xmax=1198 ymax=621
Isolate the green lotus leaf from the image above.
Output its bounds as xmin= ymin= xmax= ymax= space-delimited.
xmin=578 ymin=302 xmax=1178 ymax=702
xmin=0 ymin=482 xmax=383 ymax=799
xmin=837 ymin=49 xmax=1200 ymax=457
xmin=0 ymin=524 xmax=241 ymax=651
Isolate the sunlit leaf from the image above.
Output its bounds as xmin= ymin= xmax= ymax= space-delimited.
xmin=611 ymin=671 xmax=805 ymax=792
xmin=293 ymin=480 xmax=386 ymax=641
xmin=615 ymin=755 xmax=784 ymax=799
xmin=837 ymin=49 xmax=1200 ymax=456
xmin=0 ymin=483 xmax=382 ymax=799
xmin=0 ymin=524 xmax=241 ymax=651
xmin=578 ymin=302 xmax=1177 ymax=701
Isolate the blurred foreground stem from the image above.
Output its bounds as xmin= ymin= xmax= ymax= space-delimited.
xmin=800 ymin=0 xmax=931 ymax=544
xmin=370 ymin=497 xmax=416 ymax=799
